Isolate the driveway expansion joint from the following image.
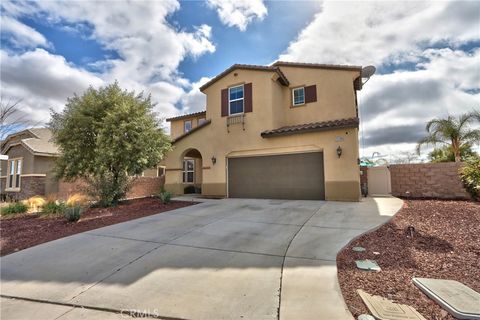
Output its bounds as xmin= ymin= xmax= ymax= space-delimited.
xmin=276 ymin=205 xmax=325 ymax=320
xmin=1 ymin=295 xmax=191 ymax=320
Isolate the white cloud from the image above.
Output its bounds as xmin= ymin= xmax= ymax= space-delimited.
xmin=0 ymin=16 xmax=50 ymax=48
xmin=0 ymin=0 xmax=215 ymax=126
xmin=180 ymin=77 xmax=211 ymax=114
xmin=207 ymin=0 xmax=267 ymax=31
xmin=1 ymin=49 xmax=104 ymax=124
xmin=279 ymin=1 xmax=479 ymax=66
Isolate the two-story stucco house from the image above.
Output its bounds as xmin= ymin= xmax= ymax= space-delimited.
xmin=163 ymin=61 xmax=366 ymax=201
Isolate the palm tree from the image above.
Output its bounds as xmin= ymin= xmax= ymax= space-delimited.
xmin=417 ymin=111 xmax=480 ymax=162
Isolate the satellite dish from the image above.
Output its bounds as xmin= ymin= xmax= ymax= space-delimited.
xmin=361 ymin=65 xmax=376 ymax=81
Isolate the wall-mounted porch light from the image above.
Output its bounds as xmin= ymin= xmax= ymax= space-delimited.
xmin=336 ymin=146 xmax=343 ymax=158
xmin=211 ymin=155 xmax=217 ymax=165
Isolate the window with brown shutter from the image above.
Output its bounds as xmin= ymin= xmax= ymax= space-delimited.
xmin=221 ymin=88 xmax=228 ymax=117
xmin=304 ymin=85 xmax=317 ymax=103
xmin=244 ymin=83 xmax=252 ymax=113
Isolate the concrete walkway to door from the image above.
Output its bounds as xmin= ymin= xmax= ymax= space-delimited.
xmin=1 ymin=196 xmax=403 ymax=320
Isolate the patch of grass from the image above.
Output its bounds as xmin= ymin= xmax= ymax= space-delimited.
xmin=66 ymin=193 xmax=89 ymax=206
xmin=41 ymin=201 xmax=67 ymax=215
xmin=1 ymin=202 xmax=29 ymax=216
xmin=25 ymin=196 xmax=46 ymax=211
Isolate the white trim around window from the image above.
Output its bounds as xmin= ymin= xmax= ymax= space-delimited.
xmin=292 ymin=87 xmax=305 ymax=106
xmin=184 ymin=120 xmax=192 ymax=133
xmin=182 ymin=159 xmax=195 ymax=183
xmin=228 ymin=84 xmax=244 ymax=115
xmin=157 ymin=166 xmax=166 ymax=177
xmin=6 ymin=158 xmax=22 ymax=191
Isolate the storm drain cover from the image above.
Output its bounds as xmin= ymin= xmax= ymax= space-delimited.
xmin=413 ymin=278 xmax=480 ymax=320
xmin=357 ymin=290 xmax=426 ymax=320
xmin=355 ymin=259 xmax=381 ymax=271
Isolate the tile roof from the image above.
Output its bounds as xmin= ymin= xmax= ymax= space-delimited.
xmin=272 ymin=61 xmax=362 ymax=72
xmin=1 ymin=127 xmax=59 ymax=156
xmin=166 ymin=110 xmax=206 ymax=122
xmin=172 ymin=119 xmax=211 ymax=143
xmin=199 ymin=64 xmax=289 ymax=91
xmin=261 ymin=118 xmax=359 ymax=138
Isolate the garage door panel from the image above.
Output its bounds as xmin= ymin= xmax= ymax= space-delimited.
xmin=228 ymin=152 xmax=325 ymax=200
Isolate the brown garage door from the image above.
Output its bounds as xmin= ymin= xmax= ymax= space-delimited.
xmin=228 ymin=152 xmax=325 ymax=200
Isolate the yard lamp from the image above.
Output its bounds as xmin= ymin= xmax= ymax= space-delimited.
xmin=211 ymin=155 xmax=217 ymax=165
xmin=336 ymin=146 xmax=343 ymax=158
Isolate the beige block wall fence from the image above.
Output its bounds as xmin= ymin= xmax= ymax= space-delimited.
xmin=362 ymin=162 xmax=470 ymax=200
xmin=1 ymin=176 xmax=164 ymax=201
xmin=56 ymin=176 xmax=165 ymax=200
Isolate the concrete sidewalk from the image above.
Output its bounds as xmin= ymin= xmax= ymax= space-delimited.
xmin=1 ymin=197 xmax=403 ymax=320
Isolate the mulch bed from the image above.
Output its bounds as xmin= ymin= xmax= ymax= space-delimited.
xmin=0 ymin=198 xmax=197 ymax=257
xmin=337 ymin=199 xmax=480 ymax=320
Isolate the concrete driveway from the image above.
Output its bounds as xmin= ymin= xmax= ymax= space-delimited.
xmin=1 ymin=197 xmax=403 ymax=320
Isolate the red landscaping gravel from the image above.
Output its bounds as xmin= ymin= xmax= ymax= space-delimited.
xmin=0 ymin=198 xmax=197 ymax=256
xmin=337 ymin=199 xmax=480 ymax=319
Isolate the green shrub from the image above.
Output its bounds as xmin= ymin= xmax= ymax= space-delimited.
xmin=459 ymin=157 xmax=480 ymax=201
xmin=42 ymin=201 xmax=67 ymax=215
xmin=159 ymin=190 xmax=172 ymax=204
xmin=64 ymin=205 xmax=83 ymax=222
xmin=2 ymin=202 xmax=28 ymax=215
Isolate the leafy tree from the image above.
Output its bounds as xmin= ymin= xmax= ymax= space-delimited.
xmin=417 ymin=111 xmax=480 ymax=162
xmin=50 ymin=83 xmax=171 ymax=206
xmin=459 ymin=157 xmax=480 ymax=201
xmin=428 ymin=144 xmax=478 ymax=163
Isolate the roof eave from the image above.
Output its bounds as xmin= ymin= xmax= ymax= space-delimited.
xmin=166 ymin=111 xmax=206 ymax=122
xmin=272 ymin=61 xmax=362 ymax=72
xmin=261 ymin=122 xmax=359 ymax=138
xmin=199 ymin=64 xmax=289 ymax=92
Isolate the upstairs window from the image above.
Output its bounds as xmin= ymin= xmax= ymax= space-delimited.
xmin=229 ymin=85 xmax=244 ymax=115
xmin=292 ymin=87 xmax=305 ymax=106
xmin=198 ymin=117 xmax=207 ymax=125
xmin=184 ymin=120 xmax=192 ymax=133
xmin=182 ymin=159 xmax=195 ymax=183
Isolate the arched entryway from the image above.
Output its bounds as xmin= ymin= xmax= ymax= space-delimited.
xmin=180 ymin=148 xmax=203 ymax=194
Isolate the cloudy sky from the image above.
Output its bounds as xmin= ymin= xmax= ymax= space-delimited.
xmin=1 ymin=0 xmax=479 ymax=159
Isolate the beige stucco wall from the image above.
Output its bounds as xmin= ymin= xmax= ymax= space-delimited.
xmin=143 ymin=167 xmax=158 ymax=177
xmin=164 ymin=126 xmax=360 ymax=201
xmin=279 ymin=66 xmax=359 ymax=126
xmin=163 ymin=66 xmax=361 ymax=201
xmin=170 ymin=115 xmax=207 ymax=139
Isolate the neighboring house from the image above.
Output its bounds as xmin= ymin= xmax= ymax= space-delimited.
xmin=163 ymin=61 xmax=365 ymax=201
xmin=0 ymin=128 xmax=59 ymax=199
xmin=0 ymin=128 xmax=163 ymax=200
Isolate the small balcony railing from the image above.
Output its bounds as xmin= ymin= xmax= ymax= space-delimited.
xmin=227 ymin=113 xmax=245 ymax=132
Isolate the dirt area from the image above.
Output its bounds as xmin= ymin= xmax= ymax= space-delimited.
xmin=337 ymin=199 xmax=480 ymax=319
xmin=0 ymin=198 xmax=197 ymax=256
